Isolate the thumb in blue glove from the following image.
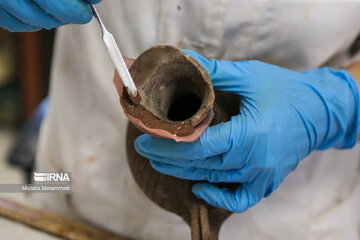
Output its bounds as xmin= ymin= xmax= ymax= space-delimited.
xmin=135 ymin=49 xmax=360 ymax=212
xmin=0 ymin=0 xmax=101 ymax=32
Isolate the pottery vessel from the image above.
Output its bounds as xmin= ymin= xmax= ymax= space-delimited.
xmin=114 ymin=46 xmax=240 ymax=240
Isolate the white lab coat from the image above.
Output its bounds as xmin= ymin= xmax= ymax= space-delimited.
xmin=31 ymin=1 xmax=360 ymax=239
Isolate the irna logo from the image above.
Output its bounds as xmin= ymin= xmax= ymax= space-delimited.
xmin=33 ymin=172 xmax=71 ymax=182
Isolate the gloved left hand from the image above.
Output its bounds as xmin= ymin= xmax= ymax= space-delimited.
xmin=134 ymin=49 xmax=360 ymax=213
xmin=0 ymin=0 xmax=101 ymax=32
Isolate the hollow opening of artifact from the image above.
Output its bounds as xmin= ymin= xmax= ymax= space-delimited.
xmin=141 ymin=59 xmax=209 ymax=123
xmin=167 ymin=92 xmax=201 ymax=121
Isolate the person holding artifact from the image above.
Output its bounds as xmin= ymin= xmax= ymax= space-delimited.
xmin=0 ymin=0 xmax=359 ymax=239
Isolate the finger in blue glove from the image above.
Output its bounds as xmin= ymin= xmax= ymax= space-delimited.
xmin=32 ymin=0 xmax=93 ymax=24
xmin=0 ymin=7 xmax=40 ymax=32
xmin=0 ymin=0 xmax=102 ymax=32
xmin=1 ymin=0 xmax=62 ymax=30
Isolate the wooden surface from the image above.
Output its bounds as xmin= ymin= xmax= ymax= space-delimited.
xmin=0 ymin=197 xmax=130 ymax=240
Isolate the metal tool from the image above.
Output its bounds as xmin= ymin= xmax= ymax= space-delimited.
xmin=90 ymin=4 xmax=138 ymax=97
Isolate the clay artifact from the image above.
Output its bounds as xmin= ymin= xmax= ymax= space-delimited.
xmin=114 ymin=45 xmax=215 ymax=142
xmin=114 ymin=45 xmax=241 ymax=240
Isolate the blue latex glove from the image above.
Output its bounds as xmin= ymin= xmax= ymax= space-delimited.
xmin=0 ymin=0 xmax=101 ymax=32
xmin=135 ymin=50 xmax=360 ymax=212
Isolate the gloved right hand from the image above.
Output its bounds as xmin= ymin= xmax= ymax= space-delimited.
xmin=135 ymin=50 xmax=360 ymax=212
xmin=0 ymin=0 xmax=101 ymax=32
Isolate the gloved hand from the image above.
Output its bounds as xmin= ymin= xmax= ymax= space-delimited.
xmin=0 ymin=0 xmax=101 ymax=32
xmin=134 ymin=49 xmax=360 ymax=212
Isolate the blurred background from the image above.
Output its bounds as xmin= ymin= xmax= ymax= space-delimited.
xmin=0 ymin=29 xmax=54 ymax=202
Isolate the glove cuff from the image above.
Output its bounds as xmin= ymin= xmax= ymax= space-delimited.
xmin=308 ymin=67 xmax=360 ymax=150
xmin=317 ymin=68 xmax=360 ymax=150
xmin=340 ymin=69 xmax=360 ymax=148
